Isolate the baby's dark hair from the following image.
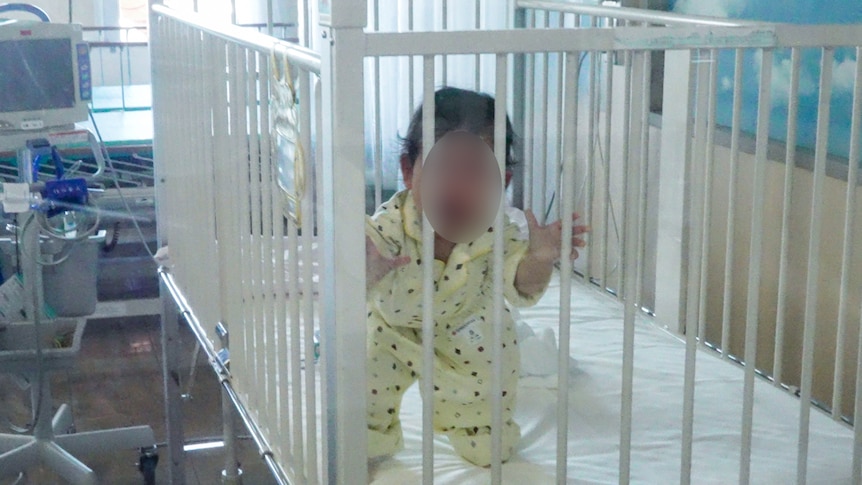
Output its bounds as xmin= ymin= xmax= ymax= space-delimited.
xmin=399 ymin=87 xmax=517 ymax=168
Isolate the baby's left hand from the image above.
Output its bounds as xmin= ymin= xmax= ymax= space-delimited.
xmin=525 ymin=210 xmax=590 ymax=264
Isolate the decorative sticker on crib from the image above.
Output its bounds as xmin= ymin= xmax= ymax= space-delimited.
xmin=271 ymin=45 xmax=305 ymax=225
xmin=451 ymin=315 xmax=484 ymax=344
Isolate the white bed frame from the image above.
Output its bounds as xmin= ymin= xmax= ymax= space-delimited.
xmin=149 ymin=0 xmax=862 ymax=483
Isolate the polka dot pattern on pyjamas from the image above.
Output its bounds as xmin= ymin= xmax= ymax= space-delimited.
xmin=365 ymin=190 xmax=549 ymax=467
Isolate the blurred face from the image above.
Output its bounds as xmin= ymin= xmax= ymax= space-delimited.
xmin=404 ymin=131 xmax=503 ymax=243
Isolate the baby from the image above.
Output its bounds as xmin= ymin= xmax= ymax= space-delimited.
xmin=365 ymin=87 xmax=588 ymax=467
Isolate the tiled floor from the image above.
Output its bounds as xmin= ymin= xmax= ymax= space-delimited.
xmin=0 ymin=314 xmax=276 ymax=485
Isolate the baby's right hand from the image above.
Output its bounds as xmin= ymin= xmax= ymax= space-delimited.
xmin=366 ymin=235 xmax=411 ymax=291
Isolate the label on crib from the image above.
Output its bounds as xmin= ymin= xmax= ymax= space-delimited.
xmin=451 ymin=315 xmax=484 ymax=344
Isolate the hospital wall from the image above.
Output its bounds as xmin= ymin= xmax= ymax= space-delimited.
xmin=644 ymin=55 xmax=862 ymax=418
xmin=702 ymin=140 xmax=862 ymax=420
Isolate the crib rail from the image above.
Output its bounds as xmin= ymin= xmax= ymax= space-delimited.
xmin=510 ymin=7 xmax=862 ymax=484
xmin=359 ymin=14 xmax=862 ymax=485
xmin=516 ymin=0 xmax=761 ymax=27
xmin=151 ymin=4 xmax=323 ymax=484
xmin=152 ymin=1 xmax=862 ymax=483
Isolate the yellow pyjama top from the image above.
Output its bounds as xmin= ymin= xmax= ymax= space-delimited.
xmin=365 ymin=190 xmax=548 ymax=466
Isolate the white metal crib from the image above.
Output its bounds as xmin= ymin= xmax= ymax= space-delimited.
xmin=150 ymin=0 xmax=861 ymax=483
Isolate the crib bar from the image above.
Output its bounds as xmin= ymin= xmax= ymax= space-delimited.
xmin=408 ymin=0 xmax=414 ymax=32
xmin=233 ymin=43 xmax=254 ymax=414
xmin=194 ymin=30 xmax=209 ymax=318
xmin=373 ymin=0 xmax=383 ymax=208
xmin=740 ymin=47 xmax=774 ymax=485
xmin=256 ymin=45 xmax=278 ymax=453
xmin=300 ymin=70 xmax=320 ymax=483
xmin=441 ymin=0 xmax=448 ymax=82
xmin=635 ymin=50 xmax=651 ymax=305
xmin=170 ymin=23 xmax=185 ymax=296
xmin=267 ymin=57 xmax=284 ymax=467
xmin=679 ymin=48 xmax=700 ymax=485
xmin=374 ymin=56 xmax=383 ymax=208
xmin=774 ymin=47 xmax=801 ymax=387
xmin=697 ymin=49 xmax=718 ymax=346
xmin=260 ymin=51 xmax=288 ymax=472
xmin=798 ymin=47 xmax=834 ymax=485
xmin=523 ymin=10 xmax=534 ymax=211
xmin=248 ymin=42 xmax=266 ymax=422
xmin=621 ymin=49 xmax=646 ymax=485
xmin=240 ymin=43 xmax=272 ymax=446
xmin=512 ymin=11 xmax=526 ymax=208
xmin=490 ymin=52 xmax=508 ymax=485
xmin=211 ymin=33 xmax=234 ymax=340
xmin=208 ymin=30 xmax=224 ymax=386
xmin=833 ymin=46 xmax=862 ymax=420
xmin=245 ymin=45 xmax=261 ymax=419
xmin=630 ymin=44 xmax=649 ymax=285
xmin=182 ymin=27 xmax=198 ymax=325
xmin=557 ymin=49 xmax=579 ymax=485
xmin=177 ymin=25 xmax=194 ymax=326
xmin=721 ymin=48 xmax=744 ymax=359
xmin=288 ymin=215 xmax=305 ymax=479
xmin=408 ymin=0 xmax=415 ymax=150
xmin=165 ymin=23 xmax=184 ymax=306
xmin=538 ymin=24 xmax=549 ymax=221
xmin=241 ymin=48 xmax=254 ymax=419
xmin=237 ymin=39 xmax=256 ymax=438
xmin=187 ymin=28 xmax=204 ymax=326
xmin=585 ymin=34 xmax=598 ymax=285
xmin=554 ymin=16 xmax=564 ymax=221
xmin=523 ymin=80 xmax=534 ymax=210
xmin=474 ymin=0 xmax=480 ymax=89
xmin=207 ymin=39 xmax=223 ymax=326
xmin=618 ymin=45 xmax=632 ymax=301
xmin=153 ymin=20 xmax=184 ymax=477
xmin=855 ymin=307 xmax=862 ymax=484
xmin=285 ymin=215 xmax=305 ymax=473
xmin=264 ymin=55 xmax=295 ymax=470
xmin=278 ymin=67 xmax=304 ymax=475
xmin=231 ymin=43 xmax=251 ymax=408
xmin=166 ymin=21 xmax=182 ymax=304
xmin=314 ymin=75 xmax=327 ymax=483
xmin=527 ymin=12 xmax=548 ymax=212
xmin=420 ymin=54 xmax=436 ymax=485
xmin=265 ymin=56 xmax=290 ymax=467
xmin=232 ymin=46 xmax=252 ymax=432
xmin=601 ymin=49 xmax=613 ymax=292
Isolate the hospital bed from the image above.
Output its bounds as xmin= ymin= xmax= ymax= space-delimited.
xmin=151 ymin=1 xmax=861 ymax=483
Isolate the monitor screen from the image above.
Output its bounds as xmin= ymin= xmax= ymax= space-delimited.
xmin=0 ymin=38 xmax=75 ymax=113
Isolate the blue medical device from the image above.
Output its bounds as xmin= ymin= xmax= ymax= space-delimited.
xmin=20 ymin=138 xmax=89 ymax=218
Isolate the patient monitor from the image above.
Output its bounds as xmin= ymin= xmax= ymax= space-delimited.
xmin=0 ymin=19 xmax=91 ymax=133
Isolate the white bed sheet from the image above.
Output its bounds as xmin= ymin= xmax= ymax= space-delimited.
xmin=370 ymin=274 xmax=855 ymax=484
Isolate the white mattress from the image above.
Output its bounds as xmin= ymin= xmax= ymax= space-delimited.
xmin=370 ymin=274 xmax=855 ymax=484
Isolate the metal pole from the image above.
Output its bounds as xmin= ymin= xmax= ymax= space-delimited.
xmin=739 ymin=47 xmax=773 ymax=485
xmin=420 ymin=55 xmax=436 ymax=485
xmin=797 ymin=47 xmax=835 ymax=485
xmin=150 ymin=6 xmax=187 ymax=481
xmin=221 ymin=387 xmax=243 ymax=484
